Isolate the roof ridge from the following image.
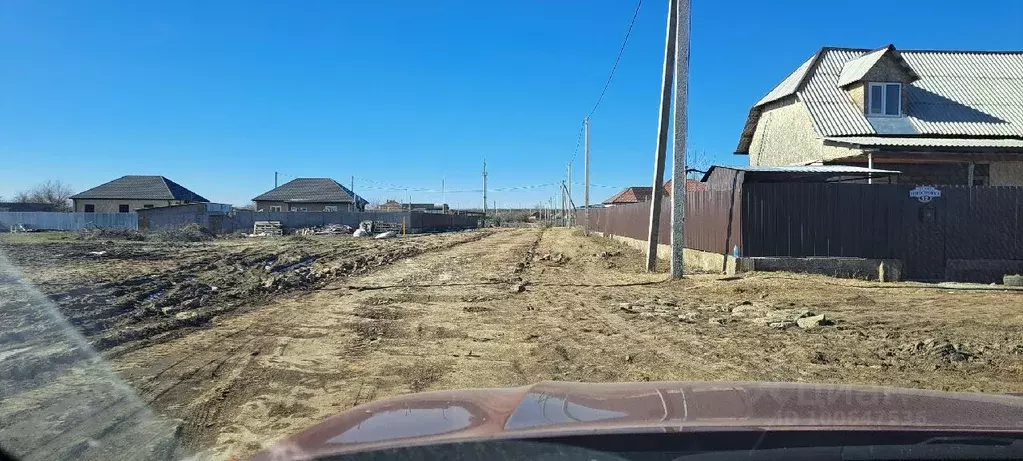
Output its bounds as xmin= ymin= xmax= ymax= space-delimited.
xmin=901 ymin=49 xmax=1023 ymax=54
xmin=818 ymin=46 xmax=1023 ymax=54
xmin=158 ymin=176 xmax=174 ymax=200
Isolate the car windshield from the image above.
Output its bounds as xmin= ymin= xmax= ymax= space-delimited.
xmin=2 ymin=1 xmax=1023 ymax=460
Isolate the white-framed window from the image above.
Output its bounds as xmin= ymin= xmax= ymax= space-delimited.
xmin=324 ymin=206 xmax=338 ymax=212
xmin=867 ymin=82 xmax=901 ymax=116
xmin=269 ymin=206 xmax=282 ymax=212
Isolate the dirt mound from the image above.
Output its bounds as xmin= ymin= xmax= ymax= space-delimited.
xmin=74 ymin=228 xmax=146 ymax=241
xmin=150 ymin=224 xmax=215 ymax=242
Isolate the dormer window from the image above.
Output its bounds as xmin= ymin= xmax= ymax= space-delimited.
xmin=867 ymin=82 xmax=901 ymax=116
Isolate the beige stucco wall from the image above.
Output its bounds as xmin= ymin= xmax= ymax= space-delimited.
xmin=73 ymin=199 xmax=179 ymax=212
xmin=254 ymin=201 xmax=357 ymax=212
xmin=989 ymin=161 xmax=1023 ymax=186
xmin=748 ymin=98 xmax=829 ymax=166
xmin=845 ymin=83 xmax=865 ymax=113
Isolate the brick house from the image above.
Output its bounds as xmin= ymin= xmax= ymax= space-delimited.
xmin=253 ymin=178 xmax=367 ymax=212
xmin=70 ymin=175 xmax=209 ymax=212
xmin=736 ymin=45 xmax=1023 ymax=185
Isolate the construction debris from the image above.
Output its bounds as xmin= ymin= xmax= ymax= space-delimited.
xmin=352 ymin=228 xmax=370 ymax=237
xmin=295 ymin=224 xmax=353 ymax=236
xmin=374 ymin=231 xmax=397 ymax=239
xmin=252 ymin=221 xmax=283 ymax=237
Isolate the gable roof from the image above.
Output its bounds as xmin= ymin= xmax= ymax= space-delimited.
xmin=836 ymin=45 xmax=921 ymax=87
xmin=603 ymin=187 xmax=655 ymax=205
xmin=70 ymin=175 xmax=209 ymax=201
xmin=737 ymin=46 xmax=1023 ymax=154
xmin=662 ymin=179 xmax=707 ymax=196
xmin=252 ymin=178 xmax=367 ymax=205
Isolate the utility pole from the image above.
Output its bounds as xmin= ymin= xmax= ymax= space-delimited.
xmin=560 ymin=180 xmax=567 ymax=227
xmin=583 ymin=118 xmax=590 ymax=234
xmin=350 ymin=175 xmax=355 ymax=212
xmin=274 ymin=171 xmax=278 ymax=188
xmin=669 ymin=0 xmax=691 ymax=279
xmin=646 ymin=0 xmax=679 ymax=272
xmin=441 ymin=178 xmax=446 ymax=208
xmin=482 ymin=160 xmax=488 ymax=217
xmin=567 ymin=162 xmax=573 ymax=227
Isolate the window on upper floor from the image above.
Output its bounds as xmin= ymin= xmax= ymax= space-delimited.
xmin=868 ymin=82 xmax=901 ymax=116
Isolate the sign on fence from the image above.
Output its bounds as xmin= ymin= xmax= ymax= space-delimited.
xmin=909 ymin=186 xmax=941 ymax=203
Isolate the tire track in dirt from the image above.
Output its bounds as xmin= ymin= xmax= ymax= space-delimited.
xmin=107 ymin=229 xmax=507 ymax=459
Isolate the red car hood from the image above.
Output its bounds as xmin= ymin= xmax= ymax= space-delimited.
xmin=251 ymin=381 xmax=1023 ymax=460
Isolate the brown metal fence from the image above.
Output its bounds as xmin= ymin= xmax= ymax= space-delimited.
xmin=742 ymin=183 xmax=1023 ymax=281
xmin=575 ymin=189 xmax=740 ymax=254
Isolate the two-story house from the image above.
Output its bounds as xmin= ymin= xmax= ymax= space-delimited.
xmin=736 ymin=45 xmax=1023 ymax=186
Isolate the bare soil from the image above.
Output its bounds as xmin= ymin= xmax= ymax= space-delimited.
xmin=2 ymin=228 xmax=1023 ymax=460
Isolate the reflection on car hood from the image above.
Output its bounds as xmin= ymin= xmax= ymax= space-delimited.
xmin=251 ymin=381 xmax=1023 ymax=460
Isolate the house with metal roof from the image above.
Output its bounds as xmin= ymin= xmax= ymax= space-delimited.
xmin=736 ymin=45 xmax=1023 ymax=186
xmin=603 ymin=180 xmax=705 ymax=206
xmin=70 ymin=175 xmax=209 ymax=213
xmin=252 ymin=178 xmax=367 ymax=212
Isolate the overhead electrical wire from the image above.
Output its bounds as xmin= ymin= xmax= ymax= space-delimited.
xmin=568 ymin=0 xmax=643 ymax=179
xmin=585 ymin=0 xmax=643 ymax=120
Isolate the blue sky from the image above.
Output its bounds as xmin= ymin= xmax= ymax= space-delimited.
xmin=2 ymin=0 xmax=1021 ymax=208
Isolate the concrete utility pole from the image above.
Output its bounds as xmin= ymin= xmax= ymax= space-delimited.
xmin=646 ymin=0 xmax=680 ymax=273
xmin=583 ymin=118 xmax=590 ymax=234
xmin=482 ymin=160 xmax=488 ymax=217
xmin=669 ymin=0 xmax=691 ymax=279
xmin=549 ymin=197 xmax=554 ymax=225
xmin=567 ymin=162 xmax=573 ymax=227
xmin=560 ymin=180 xmax=567 ymax=227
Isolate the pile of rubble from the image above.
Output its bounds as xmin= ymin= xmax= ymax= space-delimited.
xmin=536 ymin=252 xmax=569 ymax=265
xmin=295 ymin=224 xmax=353 ymax=236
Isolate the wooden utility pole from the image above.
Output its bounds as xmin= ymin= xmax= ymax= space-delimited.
xmin=583 ymin=118 xmax=590 ymax=234
xmin=669 ymin=0 xmax=691 ymax=279
xmin=482 ymin=161 xmax=488 ymax=217
xmin=646 ymin=0 xmax=679 ymax=272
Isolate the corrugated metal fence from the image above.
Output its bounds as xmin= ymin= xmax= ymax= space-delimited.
xmin=742 ymin=183 xmax=1023 ymax=280
xmin=575 ymin=189 xmax=740 ymax=254
xmin=0 ymin=212 xmax=138 ymax=231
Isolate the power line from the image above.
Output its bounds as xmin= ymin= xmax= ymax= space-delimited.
xmin=569 ymin=121 xmax=585 ymax=165
xmin=585 ymin=0 xmax=643 ymax=120
xmin=354 ymin=177 xmax=560 ymax=194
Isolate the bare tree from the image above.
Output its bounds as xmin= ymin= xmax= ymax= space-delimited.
xmin=686 ymin=149 xmax=711 ymax=180
xmin=14 ymin=180 xmax=75 ymax=211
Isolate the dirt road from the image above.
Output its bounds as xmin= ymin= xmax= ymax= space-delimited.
xmin=113 ymin=228 xmax=1023 ymax=459
xmin=4 ymin=227 xmax=1023 ymax=460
